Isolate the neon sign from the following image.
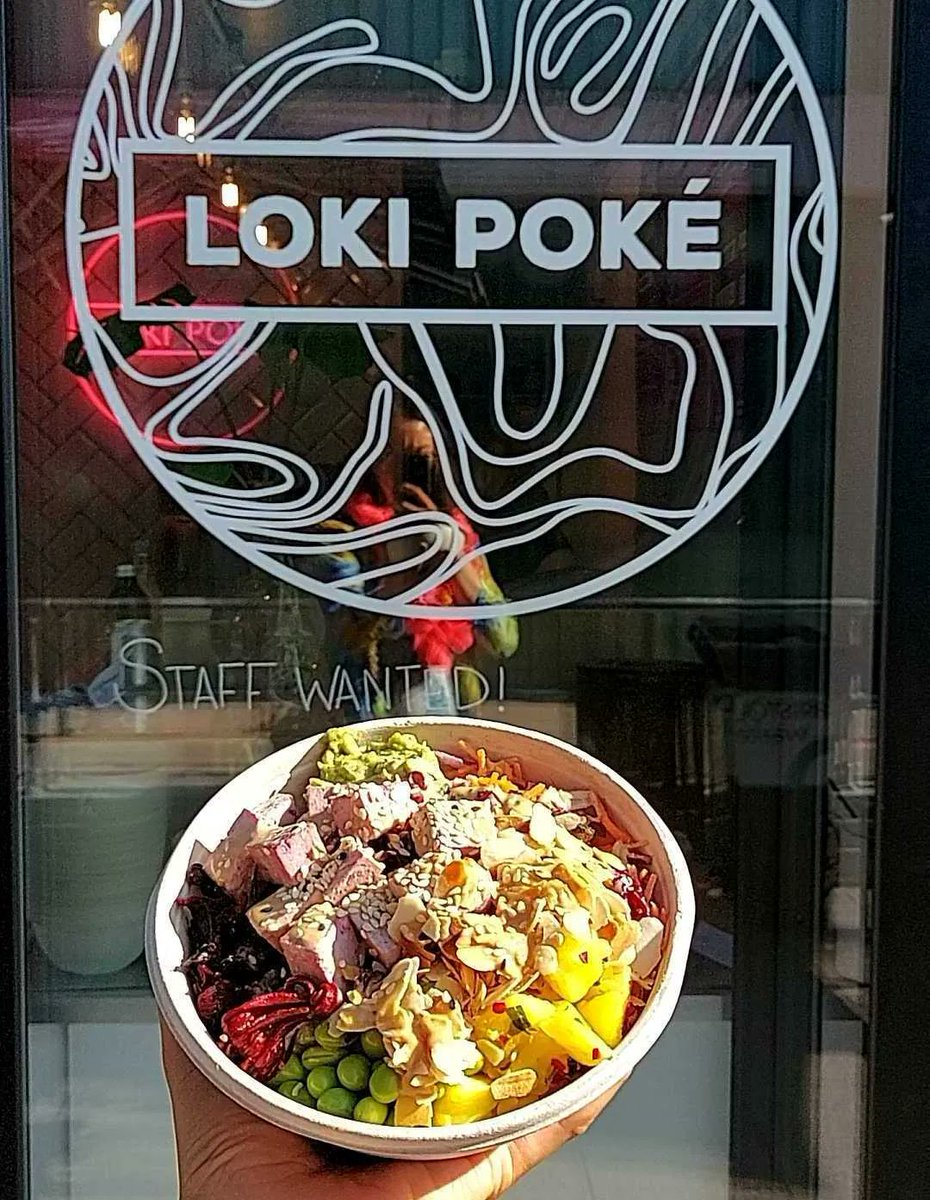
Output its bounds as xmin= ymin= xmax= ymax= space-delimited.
xmin=84 ymin=306 xmax=245 ymax=360
xmin=66 ymin=209 xmax=283 ymax=442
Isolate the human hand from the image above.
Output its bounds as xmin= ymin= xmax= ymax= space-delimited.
xmin=399 ymin=483 xmax=438 ymax=513
xmin=161 ymin=1022 xmax=622 ymax=1200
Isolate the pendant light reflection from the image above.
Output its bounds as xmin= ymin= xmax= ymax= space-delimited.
xmin=98 ymin=3 xmax=122 ymax=48
xmin=178 ymin=97 xmax=196 ymax=142
xmin=221 ymin=166 xmax=240 ymax=210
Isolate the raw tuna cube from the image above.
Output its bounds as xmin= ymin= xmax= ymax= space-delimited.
xmin=304 ymin=782 xmax=336 ymax=840
xmin=329 ymin=780 xmax=417 ymax=843
xmin=347 ymin=884 xmax=401 ymax=968
xmin=410 ymin=798 xmax=495 ymax=857
xmin=249 ymin=820 xmax=328 ymax=887
xmin=256 ymin=793 xmax=300 ymax=827
xmin=248 ymin=882 xmax=316 ymax=949
xmin=315 ymin=838 xmax=385 ymax=905
xmin=280 ymin=903 xmax=361 ymax=989
xmin=203 ymin=794 xmax=298 ymax=897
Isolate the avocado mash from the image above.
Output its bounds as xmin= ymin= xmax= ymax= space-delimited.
xmin=316 ymin=728 xmax=442 ymax=786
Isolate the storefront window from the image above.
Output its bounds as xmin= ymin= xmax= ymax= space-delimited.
xmin=4 ymin=2 xmax=895 ymax=1197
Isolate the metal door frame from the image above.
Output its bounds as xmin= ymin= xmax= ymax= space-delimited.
xmin=866 ymin=0 xmax=930 ymax=1195
xmin=0 ymin=0 xmax=28 ymax=1196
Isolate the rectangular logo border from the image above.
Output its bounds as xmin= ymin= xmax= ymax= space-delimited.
xmin=117 ymin=138 xmax=793 ymax=329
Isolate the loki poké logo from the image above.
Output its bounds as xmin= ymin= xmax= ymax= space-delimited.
xmin=67 ymin=0 xmax=838 ymax=619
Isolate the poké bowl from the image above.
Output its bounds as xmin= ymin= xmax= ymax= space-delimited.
xmin=146 ymin=717 xmax=695 ymax=1160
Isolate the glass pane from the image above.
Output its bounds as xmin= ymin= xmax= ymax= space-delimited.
xmin=6 ymin=2 xmax=890 ymax=1198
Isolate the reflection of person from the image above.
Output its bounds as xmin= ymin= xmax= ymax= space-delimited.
xmin=162 ymin=1023 xmax=620 ymax=1200
xmin=322 ymin=403 xmax=518 ymax=718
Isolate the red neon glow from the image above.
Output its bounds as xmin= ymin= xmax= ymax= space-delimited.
xmin=85 ymin=304 xmax=245 ymax=360
xmin=66 ymin=209 xmax=286 ymax=446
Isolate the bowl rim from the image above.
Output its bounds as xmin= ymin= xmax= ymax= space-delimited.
xmin=146 ymin=715 xmax=695 ymax=1151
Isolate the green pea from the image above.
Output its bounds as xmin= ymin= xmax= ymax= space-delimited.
xmin=294 ymin=1024 xmax=318 ymax=1050
xmin=368 ymin=1062 xmax=400 ymax=1105
xmin=317 ymin=1087 xmax=359 ymax=1119
xmin=301 ymin=1046 xmax=342 ymax=1070
xmin=314 ymin=1023 xmax=349 ymax=1052
xmin=337 ymin=1053 xmax=371 ymax=1093
xmin=353 ymin=1097 xmax=389 ymax=1125
xmin=360 ymin=1029 xmax=386 ymax=1060
xmin=270 ymin=1054 xmax=306 ymax=1087
xmin=278 ymin=1080 xmax=314 ymax=1107
xmin=306 ymin=1065 xmax=338 ymax=1100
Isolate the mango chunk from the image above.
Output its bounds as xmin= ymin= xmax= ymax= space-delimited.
xmin=504 ymin=992 xmax=611 ymax=1066
xmin=577 ymin=961 xmax=632 ymax=1048
xmin=505 ymin=992 xmax=556 ymax=1030
xmin=432 ymin=1077 xmax=496 ymax=1125
xmin=506 ymin=1031 xmax=567 ymax=1086
xmin=540 ymin=1002 xmax=612 ymax=1066
xmin=394 ymin=1093 xmax=432 ymax=1127
xmin=470 ymin=1006 xmax=514 ymax=1045
xmin=546 ymin=933 xmax=610 ymax=1003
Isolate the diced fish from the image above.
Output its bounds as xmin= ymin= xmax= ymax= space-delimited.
xmin=329 ymin=780 xmax=417 ymax=844
xmin=203 ymin=794 xmax=297 ymax=898
xmin=248 ymin=882 xmax=317 ymax=949
xmin=304 ymin=782 xmax=336 ymax=840
xmin=317 ymin=839 xmax=385 ymax=905
xmin=346 ymin=883 xmax=401 ymax=968
xmin=249 ymin=820 xmax=328 ymax=887
xmin=257 ymin=793 xmax=300 ymax=826
xmin=410 ymin=798 xmax=495 ymax=857
xmin=280 ymin=903 xmax=361 ymax=990
xmin=247 ymin=838 xmax=384 ymax=950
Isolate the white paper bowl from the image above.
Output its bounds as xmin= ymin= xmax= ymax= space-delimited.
xmin=146 ymin=717 xmax=695 ymax=1160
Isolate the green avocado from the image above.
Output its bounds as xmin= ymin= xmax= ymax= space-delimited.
xmin=315 ymin=727 xmax=443 ymax=786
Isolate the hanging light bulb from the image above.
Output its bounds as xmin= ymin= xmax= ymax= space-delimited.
xmin=177 ymin=96 xmax=196 ymax=142
xmin=98 ymin=2 xmax=121 ymax=48
xmin=221 ymin=166 xmax=240 ymax=210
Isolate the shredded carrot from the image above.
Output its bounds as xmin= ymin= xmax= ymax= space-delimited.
xmin=450 ymin=743 xmax=530 ymax=788
xmin=472 ymin=773 xmax=519 ymax=793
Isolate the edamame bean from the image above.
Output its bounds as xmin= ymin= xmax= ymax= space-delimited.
xmin=317 ymin=1087 xmax=358 ymax=1119
xmin=360 ymin=1029 xmax=385 ymax=1060
xmin=306 ymin=1065 xmax=338 ymax=1100
xmin=336 ymin=1053 xmax=371 ymax=1093
xmin=301 ymin=1046 xmax=342 ymax=1070
xmin=278 ymin=1080 xmax=314 ymax=1107
xmin=314 ymin=1023 xmax=349 ymax=1053
xmin=270 ymin=1054 xmax=306 ymax=1087
xmin=368 ymin=1063 xmax=400 ymax=1105
xmin=353 ymin=1097 xmax=389 ymax=1125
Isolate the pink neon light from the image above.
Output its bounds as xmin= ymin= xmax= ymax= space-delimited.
xmin=66 ymin=209 xmax=285 ymax=446
xmin=85 ymin=303 xmax=245 ymax=359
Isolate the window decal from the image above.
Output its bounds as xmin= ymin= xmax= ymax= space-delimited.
xmin=67 ymin=0 xmax=838 ymax=619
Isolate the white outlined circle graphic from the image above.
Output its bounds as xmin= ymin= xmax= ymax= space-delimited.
xmin=67 ymin=0 xmax=839 ymax=620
